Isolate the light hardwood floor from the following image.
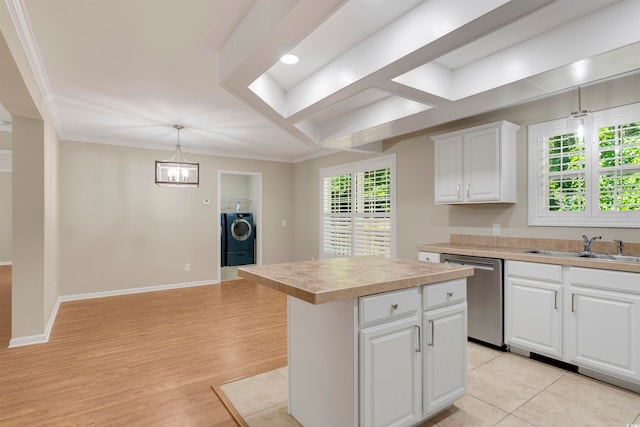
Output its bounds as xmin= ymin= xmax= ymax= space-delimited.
xmin=0 ymin=265 xmax=287 ymax=426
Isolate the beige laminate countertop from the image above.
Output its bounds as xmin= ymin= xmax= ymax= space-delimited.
xmin=417 ymin=242 xmax=640 ymax=273
xmin=238 ymin=256 xmax=473 ymax=305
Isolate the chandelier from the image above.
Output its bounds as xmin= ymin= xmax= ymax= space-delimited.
xmin=155 ymin=124 xmax=199 ymax=187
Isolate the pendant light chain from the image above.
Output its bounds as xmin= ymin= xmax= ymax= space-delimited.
xmin=171 ymin=124 xmax=185 ymax=163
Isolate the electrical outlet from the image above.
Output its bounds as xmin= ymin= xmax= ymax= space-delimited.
xmin=184 ymin=264 xmax=191 ymax=271
xmin=492 ymin=224 xmax=501 ymax=236
xmin=282 ymin=220 xmax=286 ymax=227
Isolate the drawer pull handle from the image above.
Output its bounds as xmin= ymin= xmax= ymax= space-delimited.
xmin=429 ymin=320 xmax=435 ymax=347
xmin=446 ymin=291 xmax=453 ymax=297
xmin=391 ymin=303 xmax=398 ymax=310
xmin=415 ymin=325 xmax=421 ymax=353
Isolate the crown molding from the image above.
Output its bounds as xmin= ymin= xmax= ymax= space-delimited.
xmin=5 ymin=0 xmax=62 ymax=133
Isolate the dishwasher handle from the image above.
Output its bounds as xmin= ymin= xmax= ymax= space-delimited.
xmin=443 ymin=259 xmax=496 ymax=271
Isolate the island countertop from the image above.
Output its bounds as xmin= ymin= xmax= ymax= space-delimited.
xmin=237 ymin=256 xmax=474 ymax=304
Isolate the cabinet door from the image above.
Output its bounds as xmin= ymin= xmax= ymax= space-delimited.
xmin=434 ymin=136 xmax=463 ymax=203
xmin=423 ymin=302 xmax=467 ymax=417
xmin=505 ymin=277 xmax=563 ymax=358
xmin=566 ymin=286 xmax=640 ymax=381
xmin=360 ymin=316 xmax=422 ymax=427
xmin=463 ymin=127 xmax=500 ymax=202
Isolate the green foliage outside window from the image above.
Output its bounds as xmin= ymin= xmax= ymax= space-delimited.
xmin=598 ymin=122 xmax=640 ymax=211
xmin=547 ymin=121 xmax=640 ymax=212
xmin=329 ymin=173 xmax=351 ymax=213
xmin=329 ymin=168 xmax=391 ymax=213
xmin=547 ymin=133 xmax=585 ymax=211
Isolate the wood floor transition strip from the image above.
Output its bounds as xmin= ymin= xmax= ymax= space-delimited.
xmin=211 ymin=384 xmax=249 ymax=427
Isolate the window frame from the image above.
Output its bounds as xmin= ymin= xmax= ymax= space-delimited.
xmin=528 ymin=102 xmax=640 ymax=227
xmin=319 ymin=154 xmax=397 ymax=259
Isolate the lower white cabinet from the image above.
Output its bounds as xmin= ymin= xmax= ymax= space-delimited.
xmin=505 ymin=261 xmax=563 ymax=358
xmin=504 ymin=261 xmax=640 ymax=388
xmin=566 ymin=267 xmax=640 ymax=383
xmin=359 ymin=279 xmax=467 ymax=427
xmin=360 ymin=316 xmax=422 ymax=427
xmin=423 ymin=302 xmax=467 ymax=416
xmin=288 ymin=280 xmax=468 ymax=427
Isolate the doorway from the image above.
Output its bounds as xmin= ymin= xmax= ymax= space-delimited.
xmin=218 ymin=171 xmax=261 ymax=282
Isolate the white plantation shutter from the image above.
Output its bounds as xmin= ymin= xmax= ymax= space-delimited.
xmin=540 ymin=132 xmax=587 ymax=212
xmin=354 ymin=169 xmax=391 ymax=256
xmin=597 ymin=121 xmax=640 ymax=212
xmin=322 ymin=173 xmax=352 ymax=256
xmin=320 ymin=155 xmax=396 ymax=258
xmin=529 ymin=102 xmax=640 ymax=227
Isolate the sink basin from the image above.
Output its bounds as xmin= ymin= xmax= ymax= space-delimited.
xmin=519 ymin=249 xmax=640 ymax=263
xmin=591 ymin=254 xmax=640 ymax=263
xmin=519 ymin=249 xmax=581 ymax=257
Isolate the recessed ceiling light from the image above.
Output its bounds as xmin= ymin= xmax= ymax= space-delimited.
xmin=280 ymin=54 xmax=299 ymax=65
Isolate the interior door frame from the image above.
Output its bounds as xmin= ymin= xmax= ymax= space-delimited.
xmin=217 ymin=170 xmax=262 ymax=280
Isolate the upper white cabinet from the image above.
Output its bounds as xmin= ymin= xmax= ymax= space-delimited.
xmin=432 ymin=121 xmax=519 ymax=204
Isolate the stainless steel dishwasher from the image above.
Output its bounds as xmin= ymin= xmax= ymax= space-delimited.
xmin=441 ymin=254 xmax=504 ymax=348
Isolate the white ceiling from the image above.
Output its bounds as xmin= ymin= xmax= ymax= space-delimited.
xmin=2 ymin=0 xmax=640 ymax=162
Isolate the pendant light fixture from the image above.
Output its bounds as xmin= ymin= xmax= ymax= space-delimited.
xmin=155 ymin=124 xmax=199 ymax=187
xmin=567 ymin=86 xmax=592 ymax=142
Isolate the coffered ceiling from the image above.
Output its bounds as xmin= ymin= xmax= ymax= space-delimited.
xmin=2 ymin=0 xmax=640 ymax=162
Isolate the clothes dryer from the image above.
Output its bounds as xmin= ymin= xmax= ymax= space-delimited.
xmin=220 ymin=213 xmax=227 ymax=267
xmin=225 ymin=212 xmax=255 ymax=266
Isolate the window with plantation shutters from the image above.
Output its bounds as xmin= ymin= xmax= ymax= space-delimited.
xmin=598 ymin=121 xmax=640 ymax=212
xmin=529 ymin=102 xmax=640 ymax=227
xmin=320 ymin=155 xmax=396 ymax=258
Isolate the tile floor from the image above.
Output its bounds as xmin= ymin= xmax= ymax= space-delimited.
xmin=221 ymin=266 xmax=240 ymax=281
xmin=219 ymin=342 xmax=640 ymax=426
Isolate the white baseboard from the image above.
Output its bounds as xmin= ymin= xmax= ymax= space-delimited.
xmin=59 ymin=279 xmax=220 ymax=302
xmin=8 ymin=279 xmax=219 ymax=347
xmin=0 ymin=261 xmax=12 ymax=266
xmin=9 ymin=297 xmax=61 ymax=348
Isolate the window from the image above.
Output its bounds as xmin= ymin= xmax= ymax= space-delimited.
xmin=529 ymin=102 xmax=640 ymax=227
xmin=320 ymin=155 xmax=396 ymax=258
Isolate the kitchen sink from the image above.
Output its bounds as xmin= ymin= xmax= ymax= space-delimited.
xmin=590 ymin=253 xmax=640 ymax=263
xmin=519 ymin=249 xmax=581 ymax=257
xmin=519 ymin=249 xmax=640 ymax=263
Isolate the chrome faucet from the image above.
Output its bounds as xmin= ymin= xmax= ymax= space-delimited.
xmin=582 ymin=235 xmax=601 ymax=253
xmin=614 ymin=239 xmax=624 ymax=256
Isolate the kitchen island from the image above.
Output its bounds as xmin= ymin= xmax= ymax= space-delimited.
xmin=239 ymin=256 xmax=473 ymax=427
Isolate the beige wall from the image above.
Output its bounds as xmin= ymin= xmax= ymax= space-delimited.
xmin=0 ymin=131 xmax=10 ymax=262
xmin=1 ymin=6 xmax=60 ymax=342
xmin=59 ymin=141 xmax=295 ymax=296
xmin=0 ymin=171 xmax=10 ymax=262
xmin=293 ymin=73 xmax=640 ymax=261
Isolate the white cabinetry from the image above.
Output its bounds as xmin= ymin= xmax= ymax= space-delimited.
xmin=289 ymin=280 xmax=468 ymax=427
xmin=418 ymin=251 xmax=441 ymax=263
xmin=360 ymin=317 xmax=422 ymax=427
xmin=432 ymin=121 xmax=519 ymax=204
xmin=422 ymin=279 xmax=467 ymax=417
xmin=566 ymin=267 xmax=640 ymax=383
xmin=359 ymin=288 xmax=421 ymax=427
xmin=505 ymin=261 xmax=563 ymax=359
xmin=503 ymin=261 xmax=640 ymax=390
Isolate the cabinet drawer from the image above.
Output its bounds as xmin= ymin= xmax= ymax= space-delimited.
xmin=423 ymin=279 xmax=466 ymax=310
xmin=418 ymin=251 xmax=441 ymax=263
xmin=359 ymin=288 xmax=419 ymax=326
xmin=506 ymin=261 xmax=562 ymax=283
